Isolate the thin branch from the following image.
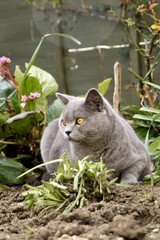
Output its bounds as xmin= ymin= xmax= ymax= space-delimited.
xmin=113 ymin=61 xmax=121 ymax=114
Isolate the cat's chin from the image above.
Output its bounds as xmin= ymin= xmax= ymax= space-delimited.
xmin=67 ymin=136 xmax=76 ymax=142
xmin=65 ymin=135 xmax=80 ymax=142
xmin=63 ymin=135 xmax=73 ymax=141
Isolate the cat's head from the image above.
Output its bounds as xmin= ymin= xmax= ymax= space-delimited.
xmin=56 ymin=89 xmax=110 ymax=143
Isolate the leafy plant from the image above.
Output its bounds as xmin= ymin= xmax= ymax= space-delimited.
xmin=98 ymin=78 xmax=112 ymax=95
xmin=0 ymin=33 xmax=80 ymax=185
xmin=0 ymin=157 xmax=25 ymax=185
xmin=121 ymin=1 xmax=160 ymax=107
xmin=22 ymin=154 xmax=115 ymax=213
xmin=118 ymin=1 xmax=160 ymax=184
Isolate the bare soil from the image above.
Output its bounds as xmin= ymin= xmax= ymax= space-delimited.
xmin=0 ymin=183 xmax=160 ymax=240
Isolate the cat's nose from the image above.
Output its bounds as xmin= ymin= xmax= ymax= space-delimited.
xmin=65 ymin=131 xmax=72 ymax=136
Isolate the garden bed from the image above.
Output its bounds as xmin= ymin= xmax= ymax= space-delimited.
xmin=0 ymin=183 xmax=160 ymax=240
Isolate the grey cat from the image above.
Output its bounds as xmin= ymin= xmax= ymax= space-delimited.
xmin=40 ymin=88 xmax=153 ymax=184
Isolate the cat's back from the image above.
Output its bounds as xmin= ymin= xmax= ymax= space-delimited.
xmin=40 ymin=119 xmax=60 ymax=163
xmin=41 ymin=119 xmax=59 ymax=146
xmin=40 ymin=117 xmax=71 ymax=171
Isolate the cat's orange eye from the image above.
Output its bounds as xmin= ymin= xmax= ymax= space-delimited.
xmin=62 ymin=120 xmax=67 ymax=126
xmin=76 ymin=118 xmax=85 ymax=125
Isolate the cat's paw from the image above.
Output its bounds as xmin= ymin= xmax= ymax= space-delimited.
xmin=120 ymin=175 xmax=138 ymax=185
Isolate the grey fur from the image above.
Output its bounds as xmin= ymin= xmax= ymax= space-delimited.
xmin=40 ymin=88 xmax=154 ymax=184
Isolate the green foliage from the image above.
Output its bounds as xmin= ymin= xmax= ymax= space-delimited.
xmin=0 ymin=112 xmax=9 ymax=127
xmin=0 ymin=81 xmax=13 ymax=101
xmin=22 ymin=33 xmax=80 ymax=81
xmin=122 ymin=103 xmax=160 ymax=142
xmin=122 ymin=1 xmax=160 ymax=107
xmin=120 ymin=1 xmax=160 ymax=184
xmin=19 ymin=76 xmax=42 ymax=97
xmin=98 ymin=78 xmax=112 ymax=95
xmin=0 ymin=111 xmax=44 ymax=185
xmin=14 ymin=65 xmax=24 ymax=84
xmin=0 ymin=33 xmax=80 ymax=185
xmin=149 ymin=136 xmax=160 ymax=155
xmin=144 ymin=160 xmax=160 ymax=185
xmin=122 ymin=102 xmax=160 ymax=184
xmin=27 ymin=64 xmax=58 ymax=98
xmin=47 ymin=99 xmax=64 ymax=123
xmin=19 ymin=76 xmax=42 ymax=111
xmin=0 ymin=158 xmax=24 ymax=185
xmin=0 ymin=111 xmax=44 ymax=138
xmin=23 ymin=154 xmax=115 ymax=212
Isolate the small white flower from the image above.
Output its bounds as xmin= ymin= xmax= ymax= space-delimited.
xmin=20 ymin=102 xmax=26 ymax=108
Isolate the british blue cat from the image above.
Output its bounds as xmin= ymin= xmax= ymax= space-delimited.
xmin=40 ymin=88 xmax=153 ymax=183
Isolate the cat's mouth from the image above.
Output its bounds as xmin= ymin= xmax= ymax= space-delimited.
xmin=64 ymin=134 xmax=73 ymax=141
xmin=68 ymin=136 xmax=72 ymax=141
xmin=67 ymin=135 xmax=78 ymax=142
xmin=64 ymin=132 xmax=83 ymax=142
xmin=68 ymin=136 xmax=77 ymax=142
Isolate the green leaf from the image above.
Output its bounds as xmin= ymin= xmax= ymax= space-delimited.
xmin=22 ymin=155 xmax=114 ymax=212
xmin=98 ymin=78 xmax=112 ymax=95
xmin=152 ymin=113 xmax=160 ymax=123
xmin=121 ymin=105 xmax=139 ymax=119
xmin=133 ymin=114 xmax=160 ymax=122
xmin=47 ymin=99 xmax=64 ymax=122
xmin=44 ymin=33 xmax=81 ymax=45
xmin=140 ymin=107 xmax=160 ymax=114
xmin=18 ymin=75 xmax=42 ymax=111
xmin=0 ymin=80 xmax=20 ymax=114
xmin=10 ymin=91 xmax=21 ymax=114
xmin=14 ymin=65 xmax=24 ymax=84
xmin=26 ymin=64 xmax=58 ymax=97
xmin=144 ymin=173 xmax=160 ymax=185
xmin=0 ymin=111 xmax=44 ymax=138
xmin=0 ymin=112 xmax=9 ymax=127
xmin=18 ymin=159 xmax=63 ymax=178
xmin=23 ymin=33 xmax=81 ymax=80
xmin=0 ymin=157 xmax=24 ymax=185
xmin=134 ymin=126 xmax=148 ymax=141
xmin=0 ymin=81 xmax=14 ymax=99
xmin=149 ymin=136 xmax=160 ymax=154
xmin=144 ymin=81 xmax=160 ymax=90
xmin=128 ymin=68 xmax=144 ymax=81
xmin=49 ymin=181 xmax=67 ymax=190
xmin=19 ymin=75 xmax=42 ymax=97
xmin=144 ymin=128 xmax=150 ymax=149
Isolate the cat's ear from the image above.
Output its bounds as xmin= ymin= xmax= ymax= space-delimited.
xmin=85 ymin=88 xmax=104 ymax=111
xmin=56 ymin=93 xmax=74 ymax=105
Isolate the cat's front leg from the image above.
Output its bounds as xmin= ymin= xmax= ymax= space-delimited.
xmin=120 ymin=160 xmax=147 ymax=184
xmin=120 ymin=173 xmax=138 ymax=184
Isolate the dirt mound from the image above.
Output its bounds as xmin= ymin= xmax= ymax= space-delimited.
xmin=0 ymin=184 xmax=160 ymax=240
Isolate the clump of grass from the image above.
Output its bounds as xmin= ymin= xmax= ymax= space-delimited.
xmin=22 ymin=154 xmax=115 ymax=213
xmin=144 ymin=159 xmax=160 ymax=185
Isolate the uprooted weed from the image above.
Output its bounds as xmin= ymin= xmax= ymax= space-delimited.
xmin=22 ymin=155 xmax=115 ymax=213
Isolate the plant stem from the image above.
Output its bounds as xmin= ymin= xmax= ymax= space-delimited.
xmin=128 ymin=68 xmax=144 ymax=81
xmin=63 ymin=178 xmax=83 ymax=213
xmin=0 ymin=90 xmax=16 ymax=108
xmin=144 ymin=31 xmax=159 ymax=83
xmin=144 ymin=50 xmax=160 ymax=81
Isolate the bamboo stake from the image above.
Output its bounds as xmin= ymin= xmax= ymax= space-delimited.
xmin=113 ymin=61 xmax=121 ymax=114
